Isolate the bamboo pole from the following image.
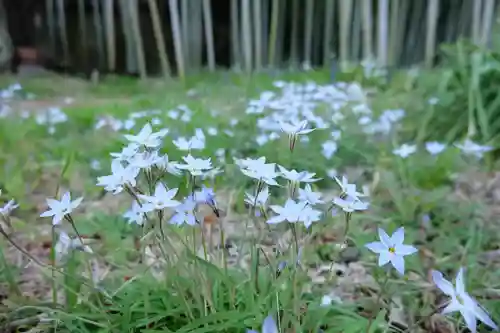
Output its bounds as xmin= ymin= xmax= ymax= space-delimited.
xmin=104 ymin=0 xmax=116 ymax=72
xmin=351 ymin=0 xmax=361 ymax=61
xmin=46 ymin=0 xmax=56 ymax=55
xmin=339 ymin=0 xmax=353 ymax=69
xmin=147 ymin=0 xmax=171 ymax=77
xmin=395 ymin=0 xmax=409 ymax=66
xmin=202 ymin=0 xmax=216 ymax=71
xmin=323 ymin=0 xmax=335 ymax=66
xmin=290 ymin=0 xmax=300 ymax=66
xmin=361 ymin=0 xmax=373 ymax=60
xmin=118 ymin=0 xmax=137 ymax=74
xmin=242 ymin=0 xmax=253 ymax=72
xmin=77 ymin=0 xmax=87 ymax=67
xmin=168 ymin=0 xmax=185 ymax=80
xmin=304 ymin=0 xmax=315 ymax=68
xmin=230 ymin=0 xmax=241 ymax=69
xmin=480 ymin=0 xmax=495 ymax=47
xmin=472 ymin=0 xmax=483 ymax=43
xmin=92 ymin=0 xmax=106 ymax=69
xmin=253 ymin=0 xmax=263 ymax=70
xmin=56 ymin=0 xmax=69 ymax=65
xmin=268 ymin=0 xmax=279 ymax=67
xmin=129 ymin=0 xmax=147 ymax=79
xmin=388 ymin=0 xmax=399 ymax=66
xmin=181 ymin=0 xmax=189 ymax=66
xmin=425 ymin=0 xmax=439 ymax=67
xmin=377 ymin=0 xmax=388 ymax=67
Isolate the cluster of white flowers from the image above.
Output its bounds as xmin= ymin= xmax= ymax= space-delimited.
xmin=0 ymin=78 xmax=497 ymax=333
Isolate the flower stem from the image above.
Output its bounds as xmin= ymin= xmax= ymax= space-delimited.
xmin=366 ymin=272 xmax=390 ymax=333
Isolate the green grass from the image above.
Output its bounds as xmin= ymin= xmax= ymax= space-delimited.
xmin=0 ymin=54 xmax=499 ymax=333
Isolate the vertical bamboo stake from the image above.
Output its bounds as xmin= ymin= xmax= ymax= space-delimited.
xmin=147 ymin=0 xmax=170 ymax=77
xmin=128 ymin=0 xmax=147 ymax=79
xmin=180 ymin=0 xmax=190 ymax=67
xmin=230 ymin=0 xmax=241 ymax=69
xmin=472 ymin=0 xmax=483 ymax=43
xmin=92 ymin=0 xmax=106 ymax=69
xmin=104 ymin=0 xmax=116 ymax=72
xmin=261 ymin=0 xmax=269 ymax=66
xmin=77 ymin=0 xmax=87 ymax=66
xmin=46 ymin=0 xmax=56 ymax=55
xmin=169 ymin=0 xmax=185 ymax=80
xmin=361 ymin=0 xmax=373 ymax=60
xmin=275 ymin=0 xmax=286 ymax=66
xmin=425 ymin=0 xmax=439 ymax=67
xmin=253 ymin=0 xmax=262 ymax=70
xmin=480 ymin=0 xmax=495 ymax=47
xmin=339 ymin=0 xmax=353 ymax=69
xmin=119 ymin=0 xmax=137 ymax=74
xmin=351 ymin=0 xmax=361 ymax=61
xmin=304 ymin=0 xmax=315 ymax=68
xmin=388 ymin=0 xmax=399 ymax=66
xmin=202 ymin=0 xmax=216 ymax=71
xmin=290 ymin=0 xmax=300 ymax=66
xmin=242 ymin=0 xmax=253 ymax=73
xmin=268 ymin=0 xmax=279 ymax=67
xmin=377 ymin=0 xmax=388 ymax=67
xmin=395 ymin=0 xmax=409 ymax=66
xmin=56 ymin=0 xmax=69 ymax=65
xmin=190 ymin=1 xmax=203 ymax=70
xmin=323 ymin=0 xmax=335 ymax=66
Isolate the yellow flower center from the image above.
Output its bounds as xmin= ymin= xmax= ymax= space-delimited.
xmin=388 ymin=247 xmax=396 ymax=254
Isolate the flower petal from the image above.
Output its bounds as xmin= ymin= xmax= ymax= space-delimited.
xmin=390 ymin=255 xmax=405 ymax=275
xmin=431 ymin=270 xmax=454 ymax=296
xmin=267 ymin=215 xmax=285 ymax=224
xmin=365 ymin=241 xmax=387 ymax=254
xmin=378 ymin=228 xmax=392 ymax=247
xmin=395 ymin=244 xmax=418 ymax=256
xmin=455 ymin=267 xmax=466 ymax=295
xmin=441 ymin=299 xmax=461 ymax=314
xmin=461 ymin=308 xmax=477 ymax=333
xmin=262 ymin=315 xmax=278 ymax=333
xmin=378 ymin=251 xmax=391 ymax=267
xmin=473 ymin=303 xmax=498 ymax=330
xmin=391 ymin=227 xmax=405 ymax=245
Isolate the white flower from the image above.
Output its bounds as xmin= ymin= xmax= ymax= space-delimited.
xmin=244 ymin=187 xmax=269 ymax=208
xmin=298 ymin=184 xmax=324 ymax=205
xmin=55 ymin=231 xmax=93 ymax=264
xmin=333 ymin=196 xmax=369 ymax=213
xmin=267 ymin=199 xmax=320 ymax=228
xmin=138 ymin=183 xmax=180 ymax=211
xmin=129 ymin=151 xmax=163 ymax=170
xmin=0 ymin=199 xmax=18 ymax=216
xmin=365 ymin=227 xmax=418 ymax=275
xmin=170 ymin=196 xmax=197 ymax=226
xmin=393 ymin=143 xmax=417 ymax=158
xmin=278 ymin=166 xmax=320 ymax=183
xmin=40 ymin=192 xmax=83 ymax=225
xmin=238 ymin=157 xmax=279 ymax=186
xmin=124 ymin=123 xmax=168 ymax=148
xmin=110 ymin=143 xmax=139 ymax=163
xmin=322 ymin=140 xmax=338 ymax=159
xmin=432 ymin=268 xmax=498 ymax=333
xmin=247 ymin=315 xmax=278 ymax=333
xmin=176 ymin=155 xmax=212 ymax=176
xmin=425 ymin=141 xmax=446 ymax=155
xmin=173 ymin=136 xmax=205 ymax=151
xmin=97 ymin=160 xmax=139 ymax=194
xmin=267 ymin=199 xmax=307 ymax=224
xmin=333 ymin=175 xmax=365 ymax=201
xmin=123 ymin=201 xmax=149 ymax=225
xmin=301 ymin=205 xmax=322 ymax=228
xmin=279 ymin=119 xmax=315 ymax=136
xmin=455 ymin=139 xmax=493 ymax=159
